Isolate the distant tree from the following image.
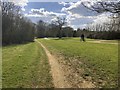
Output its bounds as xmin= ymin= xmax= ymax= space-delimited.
xmin=52 ymin=17 xmax=67 ymax=38
xmin=47 ymin=23 xmax=59 ymax=37
xmin=62 ymin=27 xmax=74 ymax=37
xmin=76 ymin=28 xmax=82 ymax=37
xmin=36 ymin=20 xmax=46 ymax=38
xmin=73 ymin=30 xmax=77 ymax=37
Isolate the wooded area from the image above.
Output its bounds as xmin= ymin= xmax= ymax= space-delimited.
xmin=2 ymin=2 xmax=35 ymax=45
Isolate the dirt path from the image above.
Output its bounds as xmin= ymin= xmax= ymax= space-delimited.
xmin=88 ymin=40 xmax=118 ymax=45
xmin=36 ymin=40 xmax=95 ymax=88
xmin=36 ymin=40 xmax=71 ymax=88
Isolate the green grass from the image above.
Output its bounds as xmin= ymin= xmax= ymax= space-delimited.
xmin=101 ymin=40 xmax=118 ymax=43
xmin=38 ymin=38 xmax=118 ymax=88
xmin=2 ymin=42 xmax=53 ymax=88
xmin=67 ymin=38 xmax=118 ymax=43
xmin=0 ymin=47 xmax=2 ymax=88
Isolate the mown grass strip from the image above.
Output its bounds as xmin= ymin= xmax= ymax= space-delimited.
xmin=2 ymin=42 xmax=53 ymax=88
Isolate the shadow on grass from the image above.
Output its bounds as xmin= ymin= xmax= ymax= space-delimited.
xmin=2 ymin=41 xmax=35 ymax=47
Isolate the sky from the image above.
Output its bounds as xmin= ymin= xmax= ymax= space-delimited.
xmin=5 ymin=0 xmax=119 ymax=30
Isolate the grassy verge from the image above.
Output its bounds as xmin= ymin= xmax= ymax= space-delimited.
xmin=2 ymin=42 xmax=53 ymax=88
xmin=38 ymin=38 xmax=118 ymax=88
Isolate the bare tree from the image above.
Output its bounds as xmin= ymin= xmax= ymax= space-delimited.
xmin=82 ymin=0 xmax=120 ymax=39
xmin=81 ymin=1 xmax=120 ymax=14
xmin=82 ymin=1 xmax=120 ymax=32
xmin=52 ymin=17 xmax=67 ymax=38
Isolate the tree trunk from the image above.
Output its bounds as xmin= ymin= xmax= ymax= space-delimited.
xmin=59 ymin=26 xmax=62 ymax=39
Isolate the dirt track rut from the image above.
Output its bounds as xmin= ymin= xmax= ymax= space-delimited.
xmin=36 ymin=40 xmax=95 ymax=88
xmin=36 ymin=40 xmax=71 ymax=88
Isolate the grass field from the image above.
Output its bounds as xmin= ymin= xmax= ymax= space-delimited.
xmin=38 ymin=38 xmax=118 ymax=88
xmin=2 ymin=42 xmax=53 ymax=88
xmin=2 ymin=38 xmax=118 ymax=88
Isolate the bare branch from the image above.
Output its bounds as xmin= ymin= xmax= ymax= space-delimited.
xmin=82 ymin=1 xmax=120 ymax=14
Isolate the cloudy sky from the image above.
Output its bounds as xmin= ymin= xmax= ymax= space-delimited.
xmin=6 ymin=0 xmax=117 ymax=29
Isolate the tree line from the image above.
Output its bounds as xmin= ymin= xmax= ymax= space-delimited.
xmin=35 ymin=19 xmax=75 ymax=38
xmin=2 ymin=2 xmax=35 ymax=45
xmin=35 ymin=17 xmax=120 ymax=40
xmin=35 ymin=1 xmax=120 ymax=40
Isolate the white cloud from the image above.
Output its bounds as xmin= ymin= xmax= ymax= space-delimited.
xmin=23 ymin=0 xmax=117 ymax=29
xmin=60 ymin=0 xmax=115 ymax=29
xmin=61 ymin=0 xmax=99 ymax=17
xmin=21 ymin=7 xmax=26 ymax=11
xmin=58 ymin=2 xmax=74 ymax=6
xmin=28 ymin=0 xmax=79 ymax=2
xmin=24 ymin=14 xmax=44 ymax=17
xmin=7 ymin=0 xmax=28 ymax=7
xmin=27 ymin=0 xmax=120 ymax=3
xmin=68 ymin=24 xmax=87 ymax=30
xmin=59 ymin=2 xmax=68 ymax=6
xmin=26 ymin=8 xmax=66 ymax=17
xmin=61 ymin=0 xmax=119 ymax=17
xmin=93 ymin=13 xmax=111 ymax=24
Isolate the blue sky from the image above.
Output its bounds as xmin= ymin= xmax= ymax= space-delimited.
xmin=6 ymin=0 xmax=114 ymax=29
